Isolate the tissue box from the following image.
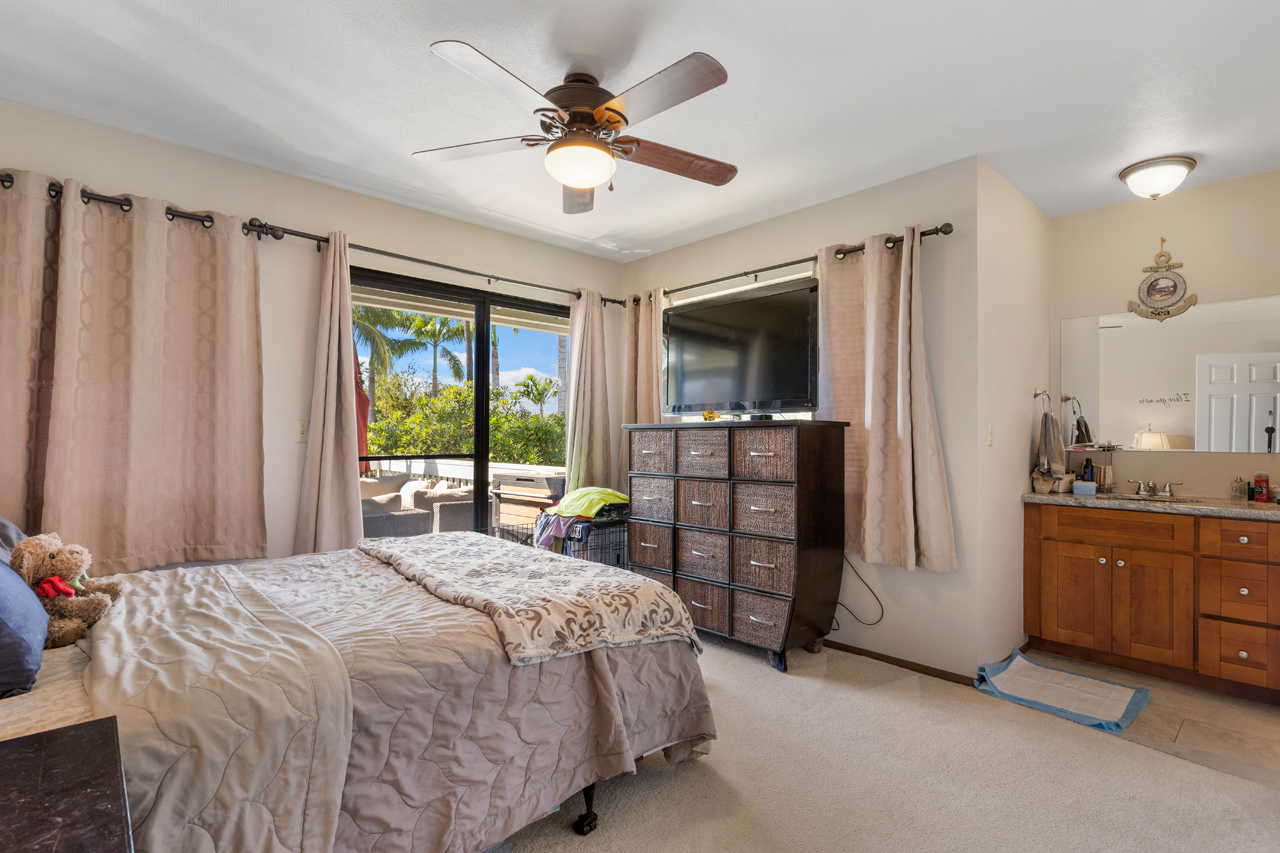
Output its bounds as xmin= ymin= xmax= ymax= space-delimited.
xmin=1072 ymin=480 xmax=1098 ymax=496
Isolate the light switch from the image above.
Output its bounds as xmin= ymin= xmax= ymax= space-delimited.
xmin=296 ymin=419 xmax=309 ymax=443
xmin=987 ymin=423 xmax=993 ymax=447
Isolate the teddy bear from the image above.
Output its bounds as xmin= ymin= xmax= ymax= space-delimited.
xmin=9 ymin=533 xmax=122 ymax=649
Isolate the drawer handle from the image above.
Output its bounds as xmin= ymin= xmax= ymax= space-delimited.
xmin=1098 ymin=558 xmax=1107 ymax=564
xmin=748 ymin=615 xmax=776 ymax=626
xmin=689 ymin=450 xmax=709 ymax=456
xmin=1240 ymin=587 xmax=1251 ymax=596
xmin=640 ymin=542 xmax=658 ymax=548
xmin=1239 ymin=536 xmax=1250 ymax=544
xmin=690 ymin=600 xmax=711 ymax=610
xmin=749 ymin=451 xmax=776 ymax=457
xmin=690 ymin=549 xmax=709 ymax=557
xmin=691 ymin=500 xmax=713 ymax=506
xmin=1238 ymin=650 xmax=1250 ymax=660
xmin=640 ymin=449 xmax=657 ymax=454
xmin=749 ymin=560 xmax=776 ymax=569
xmin=639 ymin=495 xmax=657 ymax=500
xmin=749 ymin=506 xmax=777 ymax=513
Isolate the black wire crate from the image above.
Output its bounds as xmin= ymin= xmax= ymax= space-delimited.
xmin=484 ymin=517 xmax=628 ymax=568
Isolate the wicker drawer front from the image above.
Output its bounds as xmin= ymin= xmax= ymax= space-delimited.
xmin=631 ymin=567 xmax=674 ymax=589
xmin=628 ymin=522 xmax=672 ymax=570
xmin=676 ymin=529 xmax=730 ymax=582
xmin=731 ymin=589 xmax=789 ymax=649
xmin=676 ymin=479 xmax=730 ymax=529
xmin=676 ymin=429 xmax=729 ymax=478
xmin=732 ymin=483 xmax=797 ymax=538
xmin=732 ymin=535 xmax=796 ymax=594
xmin=629 ymin=430 xmax=674 ymax=474
xmin=677 ymin=578 xmax=729 ymax=634
xmin=732 ymin=428 xmax=795 ymax=480
xmin=629 ymin=476 xmax=674 ymax=522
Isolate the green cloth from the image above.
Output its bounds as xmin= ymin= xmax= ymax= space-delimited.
xmin=549 ymin=487 xmax=629 ymax=518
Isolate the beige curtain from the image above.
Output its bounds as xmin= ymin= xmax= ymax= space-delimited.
xmin=566 ymin=288 xmax=611 ymax=491
xmin=293 ymin=233 xmax=363 ymax=554
xmin=615 ymin=287 xmax=667 ymax=490
xmin=0 ymin=170 xmax=267 ymax=574
xmin=817 ymin=227 xmax=957 ymax=572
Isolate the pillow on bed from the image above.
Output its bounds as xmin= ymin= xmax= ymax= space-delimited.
xmin=360 ymin=473 xmax=412 ymax=499
xmin=0 ymin=555 xmax=48 ymax=699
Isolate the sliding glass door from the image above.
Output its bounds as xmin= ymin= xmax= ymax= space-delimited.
xmin=350 ymin=267 xmax=570 ymax=535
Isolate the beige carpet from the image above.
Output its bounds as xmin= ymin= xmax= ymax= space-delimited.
xmin=510 ymin=637 xmax=1280 ymax=852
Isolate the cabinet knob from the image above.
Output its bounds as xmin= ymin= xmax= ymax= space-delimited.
xmin=1239 ymin=650 xmax=1250 ymax=660
xmin=1098 ymin=557 xmax=1107 ymax=564
xmin=1239 ymin=536 xmax=1250 ymax=544
xmin=1240 ymin=587 xmax=1250 ymax=596
xmin=1116 ymin=560 xmax=1125 ymax=567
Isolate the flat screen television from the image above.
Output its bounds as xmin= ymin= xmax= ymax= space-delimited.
xmin=664 ymin=279 xmax=818 ymax=415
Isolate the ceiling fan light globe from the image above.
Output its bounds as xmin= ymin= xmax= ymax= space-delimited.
xmin=545 ymin=137 xmax=616 ymax=189
xmin=1119 ymin=156 xmax=1196 ymax=200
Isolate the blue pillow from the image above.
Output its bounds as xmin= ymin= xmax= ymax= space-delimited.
xmin=0 ymin=514 xmax=23 ymax=567
xmin=0 ymin=554 xmax=48 ymax=699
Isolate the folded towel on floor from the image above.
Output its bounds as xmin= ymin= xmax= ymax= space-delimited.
xmin=1036 ymin=412 xmax=1067 ymax=479
xmin=976 ymin=650 xmax=1150 ymax=732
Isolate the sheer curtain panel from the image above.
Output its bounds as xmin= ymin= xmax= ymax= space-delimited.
xmin=816 ymin=227 xmax=957 ymax=572
xmin=0 ymin=170 xmax=266 ymax=574
xmin=565 ymin=288 xmax=611 ymax=492
xmin=293 ymin=232 xmax=363 ymax=554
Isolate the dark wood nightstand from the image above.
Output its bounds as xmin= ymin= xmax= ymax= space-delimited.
xmin=0 ymin=716 xmax=133 ymax=852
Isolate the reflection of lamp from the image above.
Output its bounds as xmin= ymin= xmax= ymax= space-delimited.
xmin=1132 ymin=423 xmax=1171 ymax=450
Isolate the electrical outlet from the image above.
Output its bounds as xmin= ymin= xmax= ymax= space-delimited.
xmin=296 ymin=420 xmax=309 ymax=443
xmin=987 ymin=423 xmax=993 ymax=447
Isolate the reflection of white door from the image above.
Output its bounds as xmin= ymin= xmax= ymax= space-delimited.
xmin=1195 ymin=353 xmax=1280 ymax=451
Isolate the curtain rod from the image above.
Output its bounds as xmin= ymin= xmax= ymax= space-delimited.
xmin=662 ymin=222 xmax=954 ymax=299
xmin=0 ymin=172 xmax=624 ymax=307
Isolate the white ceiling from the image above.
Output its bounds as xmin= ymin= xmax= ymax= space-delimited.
xmin=4 ymin=1 xmax=1279 ymax=262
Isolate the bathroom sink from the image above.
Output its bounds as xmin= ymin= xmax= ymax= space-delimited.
xmin=1104 ymin=493 xmax=1203 ymax=504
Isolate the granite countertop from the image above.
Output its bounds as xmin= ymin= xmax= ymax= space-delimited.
xmin=1022 ymin=491 xmax=1280 ymax=521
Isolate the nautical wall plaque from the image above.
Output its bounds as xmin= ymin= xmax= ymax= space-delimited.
xmin=1129 ymin=237 xmax=1196 ymax=321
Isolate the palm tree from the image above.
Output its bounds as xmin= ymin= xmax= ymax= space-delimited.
xmin=463 ymin=321 xmax=473 ymax=382
xmin=516 ymin=375 xmax=559 ymax=416
xmin=352 ymin=306 xmax=425 ymax=422
xmin=410 ymin=314 xmax=466 ymax=396
xmin=490 ymin=325 xmax=518 ymax=390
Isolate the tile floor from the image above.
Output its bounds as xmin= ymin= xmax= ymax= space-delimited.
xmin=1028 ymin=650 xmax=1280 ymax=791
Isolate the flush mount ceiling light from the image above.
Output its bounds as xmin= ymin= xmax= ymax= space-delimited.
xmin=544 ymin=133 xmax=616 ymax=189
xmin=1119 ymin=156 xmax=1197 ymax=200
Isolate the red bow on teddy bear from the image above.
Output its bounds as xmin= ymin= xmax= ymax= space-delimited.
xmin=37 ymin=575 xmax=77 ymax=599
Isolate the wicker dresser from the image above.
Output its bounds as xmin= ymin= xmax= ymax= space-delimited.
xmin=624 ymin=420 xmax=847 ymax=671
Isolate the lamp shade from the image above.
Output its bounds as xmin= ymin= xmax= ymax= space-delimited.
xmin=544 ymin=135 xmax=616 ymax=189
xmin=1132 ymin=423 xmax=1171 ymax=450
xmin=1119 ymin=156 xmax=1196 ymax=200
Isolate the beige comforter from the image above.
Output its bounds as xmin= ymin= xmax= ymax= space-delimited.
xmin=86 ymin=545 xmax=715 ymax=853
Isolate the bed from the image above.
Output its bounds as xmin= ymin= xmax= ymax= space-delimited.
xmin=0 ymin=531 xmax=716 ymax=853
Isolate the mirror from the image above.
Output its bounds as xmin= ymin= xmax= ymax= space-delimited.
xmin=1061 ymin=294 xmax=1280 ymax=452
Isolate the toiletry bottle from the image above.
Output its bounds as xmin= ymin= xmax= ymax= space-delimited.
xmin=1082 ymin=458 xmax=1094 ymax=483
xmin=1232 ymin=476 xmax=1249 ymax=500
xmin=1255 ymin=472 xmax=1271 ymax=503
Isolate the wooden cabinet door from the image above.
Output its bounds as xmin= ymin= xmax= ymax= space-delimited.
xmin=1040 ymin=541 xmax=1112 ymax=651
xmin=1112 ymin=548 xmax=1194 ymax=669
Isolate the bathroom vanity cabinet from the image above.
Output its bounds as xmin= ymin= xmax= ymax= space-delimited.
xmin=1024 ymin=496 xmax=1280 ymax=703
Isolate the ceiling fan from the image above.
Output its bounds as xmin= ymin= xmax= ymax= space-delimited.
xmin=414 ymin=41 xmax=738 ymax=214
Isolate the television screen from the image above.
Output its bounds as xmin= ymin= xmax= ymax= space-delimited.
xmin=664 ymin=280 xmax=818 ymax=414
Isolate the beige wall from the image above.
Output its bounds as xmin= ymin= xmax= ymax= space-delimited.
xmin=625 ymin=157 xmax=995 ymax=676
xmin=0 ymin=96 xmax=627 ymax=557
xmin=1051 ymin=168 xmax=1280 ymax=496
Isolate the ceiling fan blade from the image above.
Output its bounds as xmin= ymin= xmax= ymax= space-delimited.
xmin=412 ymin=135 xmax=547 ymax=164
xmin=615 ymin=137 xmax=737 ymax=186
xmin=431 ymin=41 xmax=568 ymax=121
xmin=594 ymin=53 xmax=727 ymax=129
xmin=563 ymin=186 xmax=594 ymax=214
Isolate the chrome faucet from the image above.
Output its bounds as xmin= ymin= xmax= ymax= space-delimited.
xmin=1157 ymin=481 xmax=1183 ymax=497
xmin=1128 ymin=479 xmax=1156 ymax=496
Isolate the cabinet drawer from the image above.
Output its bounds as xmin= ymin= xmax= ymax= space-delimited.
xmin=677 ymin=577 xmax=729 ymax=634
xmin=731 ymin=589 xmax=790 ymax=650
xmin=732 ymin=428 xmax=795 ymax=480
xmin=1041 ymin=505 xmax=1192 ymax=552
xmin=731 ymin=535 xmax=796 ymax=595
xmin=1200 ymin=559 xmax=1278 ymax=625
xmin=732 ymin=482 xmax=796 ymax=538
xmin=629 ymin=476 xmax=674 ymax=522
xmin=630 ymin=567 xmax=673 ymax=589
xmin=629 ymin=430 xmax=673 ymax=474
xmin=1198 ymin=618 xmax=1280 ymax=689
xmin=675 ymin=529 xmax=730 ymax=582
xmin=676 ymin=479 xmax=730 ymax=529
xmin=1200 ymin=518 xmax=1272 ymax=561
xmin=628 ymin=522 xmax=672 ymax=570
xmin=676 ymin=429 xmax=729 ymax=478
